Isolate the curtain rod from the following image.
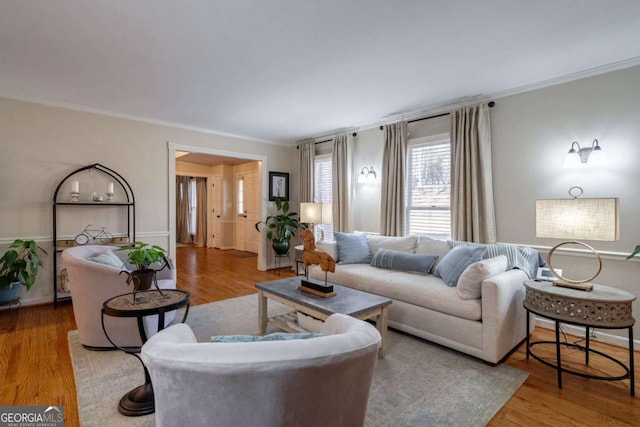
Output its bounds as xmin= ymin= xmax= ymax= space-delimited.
xmin=296 ymin=132 xmax=357 ymax=149
xmin=378 ymin=101 xmax=495 ymax=130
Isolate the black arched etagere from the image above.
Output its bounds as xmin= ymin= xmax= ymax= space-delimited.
xmin=52 ymin=163 xmax=136 ymax=308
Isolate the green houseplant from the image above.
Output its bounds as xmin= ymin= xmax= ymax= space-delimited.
xmin=255 ymin=198 xmax=303 ymax=255
xmin=118 ymin=242 xmax=170 ymax=291
xmin=0 ymin=239 xmax=48 ymax=302
xmin=627 ymin=245 xmax=640 ymax=260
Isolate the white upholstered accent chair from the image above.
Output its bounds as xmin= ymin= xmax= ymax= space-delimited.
xmin=62 ymin=245 xmax=176 ymax=349
xmin=141 ymin=313 xmax=381 ymax=427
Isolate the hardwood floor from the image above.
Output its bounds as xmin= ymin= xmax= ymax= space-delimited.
xmin=1 ymin=246 xmax=638 ymax=426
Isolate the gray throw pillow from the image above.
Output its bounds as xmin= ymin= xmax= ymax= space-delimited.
xmin=334 ymin=232 xmax=372 ymax=264
xmin=371 ymin=249 xmax=437 ymax=275
xmin=434 ymin=245 xmax=487 ymax=286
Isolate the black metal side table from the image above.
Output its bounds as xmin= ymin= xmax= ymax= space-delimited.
xmin=102 ymin=289 xmax=190 ymax=416
xmin=523 ymin=280 xmax=635 ymax=395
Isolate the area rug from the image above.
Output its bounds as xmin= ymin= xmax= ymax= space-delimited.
xmin=226 ymin=250 xmax=257 ymax=258
xmin=69 ymin=295 xmax=528 ymax=427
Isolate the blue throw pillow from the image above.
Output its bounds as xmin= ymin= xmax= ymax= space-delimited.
xmin=210 ymin=332 xmax=325 ymax=343
xmin=334 ymin=232 xmax=372 ymax=264
xmin=449 ymin=240 xmax=543 ymax=279
xmin=371 ymin=249 xmax=437 ymax=275
xmin=87 ymin=250 xmax=124 ymax=269
xmin=434 ymin=245 xmax=487 ymax=286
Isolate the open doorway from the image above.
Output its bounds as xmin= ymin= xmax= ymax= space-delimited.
xmin=168 ymin=142 xmax=269 ymax=271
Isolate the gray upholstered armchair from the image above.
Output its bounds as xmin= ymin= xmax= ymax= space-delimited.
xmin=62 ymin=245 xmax=176 ymax=349
xmin=141 ymin=313 xmax=381 ymax=427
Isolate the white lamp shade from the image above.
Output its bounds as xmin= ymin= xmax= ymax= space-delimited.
xmin=536 ymin=198 xmax=619 ymax=241
xmin=300 ymin=203 xmax=322 ymax=224
xmin=562 ymin=152 xmax=581 ymax=168
xmin=588 ymin=147 xmax=606 ymax=166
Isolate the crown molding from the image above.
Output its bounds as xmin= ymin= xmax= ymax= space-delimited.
xmin=0 ymin=91 xmax=288 ymax=147
xmin=349 ymin=56 xmax=640 ymax=137
xmin=488 ymin=56 xmax=640 ymax=100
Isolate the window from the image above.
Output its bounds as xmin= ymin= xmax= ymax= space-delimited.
xmin=405 ymin=136 xmax=451 ymax=239
xmin=237 ymin=176 xmax=244 ymax=215
xmin=314 ymin=155 xmax=334 ymax=241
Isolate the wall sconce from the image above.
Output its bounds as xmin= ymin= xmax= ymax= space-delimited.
xmin=358 ymin=166 xmax=377 ymax=183
xmin=562 ymin=139 xmax=605 ymax=168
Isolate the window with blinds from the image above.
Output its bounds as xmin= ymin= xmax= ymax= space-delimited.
xmin=314 ymin=155 xmax=334 ymax=241
xmin=405 ymin=138 xmax=451 ymax=239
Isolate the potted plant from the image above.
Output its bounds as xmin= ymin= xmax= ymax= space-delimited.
xmin=118 ymin=242 xmax=170 ymax=292
xmin=627 ymin=245 xmax=640 ymax=260
xmin=0 ymin=239 xmax=48 ymax=303
xmin=255 ymin=198 xmax=303 ymax=255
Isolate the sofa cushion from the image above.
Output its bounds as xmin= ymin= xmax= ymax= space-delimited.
xmin=335 ymin=232 xmax=371 ymax=264
xmin=315 ymin=240 xmax=338 ymax=260
xmin=311 ymin=264 xmax=481 ymax=321
xmin=457 ymin=255 xmax=508 ymax=300
xmin=371 ymin=249 xmax=437 ymax=275
xmin=434 ymin=245 xmax=487 ymax=286
xmin=367 ymin=235 xmax=418 ymax=256
xmin=415 ymin=236 xmax=451 ymax=271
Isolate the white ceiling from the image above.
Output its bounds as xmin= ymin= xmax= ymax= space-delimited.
xmin=1 ymin=1 xmax=640 ymax=144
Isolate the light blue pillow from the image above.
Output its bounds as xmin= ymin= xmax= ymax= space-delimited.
xmin=334 ymin=232 xmax=372 ymax=264
xmin=87 ymin=250 xmax=124 ymax=269
xmin=449 ymin=240 xmax=543 ymax=279
xmin=434 ymin=245 xmax=487 ymax=286
xmin=210 ymin=332 xmax=325 ymax=343
xmin=371 ymin=249 xmax=437 ymax=275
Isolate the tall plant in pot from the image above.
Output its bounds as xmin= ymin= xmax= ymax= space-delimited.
xmin=118 ymin=242 xmax=170 ymax=292
xmin=0 ymin=239 xmax=48 ymax=303
xmin=255 ymin=198 xmax=303 ymax=255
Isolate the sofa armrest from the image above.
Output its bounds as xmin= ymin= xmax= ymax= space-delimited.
xmin=480 ymin=269 xmax=530 ymax=364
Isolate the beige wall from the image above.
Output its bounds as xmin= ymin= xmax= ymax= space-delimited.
xmin=0 ymin=97 xmax=292 ymax=305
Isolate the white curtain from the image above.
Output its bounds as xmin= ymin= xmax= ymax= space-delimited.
xmin=380 ymin=121 xmax=408 ymax=236
xmin=298 ymin=140 xmax=315 ymax=203
xmin=451 ymin=103 xmax=497 ymax=243
xmin=176 ymin=176 xmax=192 ymax=244
xmin=331 ymin=133 xmax=354 ymax=232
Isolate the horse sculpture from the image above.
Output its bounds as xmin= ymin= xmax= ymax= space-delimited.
xmin=301 ymin=228 xmax=335 ymax=274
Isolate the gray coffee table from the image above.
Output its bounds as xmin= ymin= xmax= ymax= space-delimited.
xmin=255 ymin=277 xmax=392 ymax=358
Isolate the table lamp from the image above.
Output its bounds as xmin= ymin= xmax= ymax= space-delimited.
xmin=536 ymin=186 xmax=619 ymax=291
xmin=300 ymin=202 xmax=332 ymax=241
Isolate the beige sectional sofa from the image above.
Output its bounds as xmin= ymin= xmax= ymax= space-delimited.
xmin=309 ymin=234 xmax=539 ymax=364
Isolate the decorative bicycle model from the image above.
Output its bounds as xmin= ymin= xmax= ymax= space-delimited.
xmin=74 ymin=224 xmax=113 ymax=245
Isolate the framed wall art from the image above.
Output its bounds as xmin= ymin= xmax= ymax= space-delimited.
xmin=269 ymin=172 xmax=289 ymax=201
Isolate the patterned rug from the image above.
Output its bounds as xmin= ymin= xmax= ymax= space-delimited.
xmin=69 ymin=295 xmax=528 ymax=426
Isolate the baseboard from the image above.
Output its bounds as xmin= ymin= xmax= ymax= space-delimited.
xmin=534 ymin=316 xmax=639 ymax=351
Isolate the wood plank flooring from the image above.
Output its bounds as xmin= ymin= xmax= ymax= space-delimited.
xmin=1 ymin=246 xmax=639 ymax=426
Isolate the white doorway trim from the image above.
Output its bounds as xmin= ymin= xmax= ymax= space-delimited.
xmin=168 ymin=142 xmax=269 ymax=271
